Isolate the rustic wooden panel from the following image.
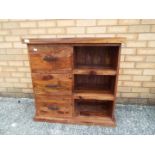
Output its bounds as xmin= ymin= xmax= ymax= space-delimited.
xmin=35 ymin=95 xmax=72 ymax=118
xmin=28 ymin=45 xmax=73 ymax=73
xmin=32 ymin=73 xmax=72 ymax=95
xmin=23 ymin=37 xmax=125 ymax=44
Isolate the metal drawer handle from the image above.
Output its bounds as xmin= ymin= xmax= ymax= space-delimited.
xmin=45 ymin=84 xmax=59 ymax=88
xmin=48 ymin=105 xmax=59 ymax=111
xmin=43 ymin=55 xmax=58 ymax=62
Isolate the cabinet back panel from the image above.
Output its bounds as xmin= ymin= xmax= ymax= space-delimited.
xmin=74 ymin=46 xmax=119 ymax=69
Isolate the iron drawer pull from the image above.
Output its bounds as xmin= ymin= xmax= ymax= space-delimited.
xmin=48 ymin=105 xmax=59 ymax=111
xmin=43 ymin=55 xmax=58 ymax=62
xmin=45 ymin=84 xmax=59 ymax=88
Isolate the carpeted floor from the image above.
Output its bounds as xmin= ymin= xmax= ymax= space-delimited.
xmin=0 ymin=97 xmax=155 ymax=135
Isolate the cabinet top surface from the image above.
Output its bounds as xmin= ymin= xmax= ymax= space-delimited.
xmin=22 ymin=37 xmax=125 ymax=45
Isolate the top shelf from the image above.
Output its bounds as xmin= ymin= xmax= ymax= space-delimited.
xmin=22 ymin=37 xmax=126 ymax=45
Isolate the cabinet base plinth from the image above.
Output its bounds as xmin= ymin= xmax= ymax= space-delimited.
xmin=34 ymin=115 xmax=116 ymax=127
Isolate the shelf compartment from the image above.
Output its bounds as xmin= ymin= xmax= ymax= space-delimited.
xmin=74 ymin=90 xmax=114 ymax=100
xmin=74 ymin=46 xmax=119 ymax=70
xmin=74 ymin=74 xmax=115 ymax=93
xmin=74 ymin=99 xmax=113 ymax=119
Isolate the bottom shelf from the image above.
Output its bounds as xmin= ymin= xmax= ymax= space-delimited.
xmin=75 ymin=99 xmax=113 ymax=119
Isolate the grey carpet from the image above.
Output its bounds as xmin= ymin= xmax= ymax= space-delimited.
xmin=0 ymin=97 xmax=155 ymax=135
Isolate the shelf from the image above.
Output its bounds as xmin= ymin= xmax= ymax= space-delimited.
xmin=73 ymin=66 xmax=116 ymax=75
xmin=74 ymin=90 xmax=114 ymax=100
xmin=74 ymin=99 xmax=113 ymax=122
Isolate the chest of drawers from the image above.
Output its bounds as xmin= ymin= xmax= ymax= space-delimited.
xmin=23 ymin=38 xmax=125 ymax=126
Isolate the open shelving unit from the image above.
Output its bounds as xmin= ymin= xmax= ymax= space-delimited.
xmin=73 ymin=45 xmax=120 ymax=125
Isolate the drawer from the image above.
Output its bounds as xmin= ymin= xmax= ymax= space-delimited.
xmin=28 ymin=45 xmax=73 ymax=73
xmin=35 ymin=95 xmax=72 ymax=118
xmin=32 ymin=73 xmax=72 ymax=95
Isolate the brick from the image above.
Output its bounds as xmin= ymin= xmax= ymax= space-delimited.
xmin=76 ymin=20 xmax=96 ymax=26
xmin=150 ymin=88 xmax=155 ymax=93
xmin=121 ymin=48 xmax=136 ymax=55
xmin=0 ymin=82 xmax=14 ymax=88
xmin=2 ymin=22 xmax=18 ymax=29
xmin=0 ymin=72 xmax=10 ymax=77
xmin=125 ymin=55 xmax=145 ymax=62
xmin=29 ymin=29 xmax=46 ymax=34
xmin=148 ymin=41 xmax=155 ymax=47
xmin=123 ymin=69 xmax=142 ymax=75
xmin=7 ymin=88 xmax=21 ymax=93
xmin=6 ymin=49 xmax=25 ymax=55
xmin=0 ymin=42 xmax=12 ymax=48
xmin=0 ymin=30 xmax=9 ymax=35
xmin=137 ymin=49 xmax=155 ymax=55
xmin=57 ymin=20 xmax=75 ymax=27
xmin=117 ymin=34 xmax=137 ymax=40
xmin=0 ymin=49 xmax=6 ymax=54
xmin=0 ymin=36 xmax=4 ymax=41
xmin=0 ymin=88 xmax=7 ymax=92
xmin=20 ymin=78 xmax=32 ymax=83
xmin=136 ymin=62 xmax=155 ymax=68
xmin=118 ymin=87 xmax=131 ymax=92
xmin=8 ymin=61 xmax=23 ymax=66
xmin=128 ymin=25 xmax=150 ymax=32
xmin=13 ymin=83 xmax=27 ymax=88
xmin=5 ymin=36 xmax=20 ymax=41
xmin=57 ymin=35 xmax=75 ymax=38
xmin=0 ymin=61 xmax=8 ymax=66
xmin=151 ymin=25 xmax=155 ymax=32
xmin=17 ymin=67 xmax=31 ymax=72
xmin=22 ymin=88 xmax=33 ymax=93
xmin=11 ymin=72 xmax=25 ymax=77
xmin=47 ymin=28 xmax=65 ymax=34
xmin=107 ymin=26 xmax=127 ymax=33
xmin=86 ymin=27 xmax=106 ymax=34
xmin=120 ymin=62 xmax=135 ymax=68
xmin=133 ymin=75 xmax=152 ymax=81
xmin=97 ymin=19 xmax=117 ymax=25
xmin=126 ymin=41 xmax=147 ymax=47
xmin=67 ymin=27 xmax=85 ymax=34
xmin=95 ymin=34 xmax=116 ymax=37
xmin=132 ymin=87 xmax=150 ymax=93
xmin=138 ymin=33 xmax=155 ymax=40
xmin=143 ymin=69 xmax=155 ymax=75
xmin=76 ymin=34 xmax=95 ymax=38
xmin=146 ymin=56 xmax=155 ymax=62
xmin=119 ymin=19 xmax=140 ymax=25
xmin=2 ymin=66 xmax=17 ymax=72
xmin=0 ymin=55 xmax=28 ymax=61
xmin=141 ymin=20 xmax=155 ymax=24
xmin=120 ymin=55 xmax=125 ymax=61
xmin=38 ymin=20 xmax=56 ymax=27
xmin=13 ymin=42 xmax=27 ymax=48
xmin=140 ymin=93 xmax=155 ymax=99
xmin=123 ymin=81 xmax=141 ymax=87
xmin=20 ymin=21 xmax=36 ymax=28
xmin=5 ymin=78 xmax=19 ymax=82
xmin=143 ymin=82 xmax=155 ymax=87
xmin=118 ymin=75 xmax=132 ymax=81
xmin=121 ymin=93 xmax=139 ymax=98
xmin=11 ymin=29 xmax=28 ymax=35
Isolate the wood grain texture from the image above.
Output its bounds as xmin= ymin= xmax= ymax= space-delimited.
xmin=23 ymin=37 xmax=125 ymax=44
xmin=35 ymin=95 xmax=72 ymax=118
xmin=32 ymin=73 xmax=72 ymax=95
xmin=28 ymin=45 xmax=73 ymax=73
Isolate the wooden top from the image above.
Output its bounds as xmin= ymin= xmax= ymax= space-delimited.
xmin=22 ymin=37 xmax=125 ymax=44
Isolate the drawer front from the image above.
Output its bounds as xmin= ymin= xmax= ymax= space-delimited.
xmin=32 ymin=73 xmax=72 ymax=95
xmin=28 ymin=45 xmax=73 ymax=73
xmin=35 ymin=95 xmax=72 ymax=118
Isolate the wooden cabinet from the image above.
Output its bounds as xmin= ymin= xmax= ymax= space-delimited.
xmin=23 ymin=38 xmax=125 ymax=126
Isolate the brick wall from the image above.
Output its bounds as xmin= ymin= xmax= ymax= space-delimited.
xmin=0 ymin=19 xmax=155 ymax=104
